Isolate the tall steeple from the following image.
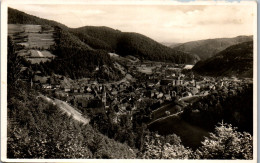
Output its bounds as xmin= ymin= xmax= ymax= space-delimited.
xmin=102 ymin=85 xmax=106 ymax=108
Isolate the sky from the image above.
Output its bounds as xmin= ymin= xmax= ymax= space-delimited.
xmin=9 ymin=4 xmax=255 ymax=43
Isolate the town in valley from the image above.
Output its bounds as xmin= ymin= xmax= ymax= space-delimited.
xmin=5 ymin=6 xmax=254 ymax=160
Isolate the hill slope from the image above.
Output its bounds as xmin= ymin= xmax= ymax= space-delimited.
xmin=172 ymin=36 xmax=253 ymax=60
xmin=8 ymin=8 xmax=122 ymax=80
xmin=8 ymin=7 xmax=199 ymax=78
xmin=8 ymin=8 xmax=68 ymax=29
xmin=71 ymin=27 xmax=199 ymax=64
xmin=7 ymin=81 xmax=136 ymax=158
xmin=192 ymin=41 xmax=253 ymax=78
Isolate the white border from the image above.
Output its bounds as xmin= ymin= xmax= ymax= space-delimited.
xmin=1 ymin=0 xmax=258 ymax=162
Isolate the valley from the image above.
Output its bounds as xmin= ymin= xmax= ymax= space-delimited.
xmin=6 ymin=6 xmax=254 ymax=160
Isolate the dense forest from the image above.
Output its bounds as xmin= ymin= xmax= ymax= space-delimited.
xmin=71 ymin=26 xmax=121 ymax=51
xmin=33 ymin=27 xmax=123 ymax=80
xmin=71 ymin=27 xmax=199 ymax=64
xmin=8 ymin=8 xmax=67 ymax=29
xmin=193 ymin=41 xmax=253 ymax=78
xmin=182 ymin=83 xmax=253 ymax=133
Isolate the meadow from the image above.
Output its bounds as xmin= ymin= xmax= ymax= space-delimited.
xmin=8 ymin=24 xmax=56 ymax=64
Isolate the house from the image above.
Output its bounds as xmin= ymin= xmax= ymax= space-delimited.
xmin=201 ymin=91 xmax=209 ymax=96
xmin=64 ymin=87 xmax=70 ymax=92
xmin=190 ymin=87 xmax=199 ymax=95
xmin=182 ymin=92 xmax=192 ymax=97
xmin=86 ymin=86 xmax=92 ymax=92
xmin=111 ymin=91 xmax=118 ymax=95
xmin=175 ymin=80 xmax=183 ymax=86
xmin=196 ymin=85 xmax=201 ymax=89
xmin=146 ymin=82 xmax=154 ymax=87
xmin=209 ymin=84 xmax=215 ymax=90
xmin=171 ymin=91 xmax=177 ymax=97
xmin=85 ymin=93 xmax=95 ymax=100
xmin=156 ymin=93 xmax=164 ymax=99
xmin=33 ymin=75 xmax=49 ymax=84
xmin=164 ymin=94 xmax=171 ymax=101
xmin=54 ymin=85 xmax=61 ymax=89
xmin=79 ymin=87 xmax=85 ymax=93
xmin=42 ymin=84 xmax=51 ymax=89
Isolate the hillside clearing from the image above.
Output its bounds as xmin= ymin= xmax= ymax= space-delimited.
xmin=39 ymin=95 xmax=90 ymax=125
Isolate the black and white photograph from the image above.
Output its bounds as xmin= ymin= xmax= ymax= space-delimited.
xmin=1 ymin=0 xmax=257 ymax=161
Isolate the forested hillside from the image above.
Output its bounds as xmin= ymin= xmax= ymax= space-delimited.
xmin=172 ymin=36 xmax=253 ymax=60
xmin=38 ymin=27 xmax=122 ymax=80
xmin=8 ymin=8 xmax=67 ymax=29
xmin=116 ymin=32 xmax=198 ymax=63
xmin=9 ymin=8 xmax=122 ymax=80
xmin=71 ymin=27 xmax=199 ymax=64
xmin=71 ymin=26 xmax=121 ymax=51
xmin=8 ymin=83 xmax=136 ymax=158
xmin=182 ymin=83 xmax=253 ymax=133
xmin=7 ymin=38 xmax=136 ymax=158
xmin=192 ymin=41 xmax=253 ymax=78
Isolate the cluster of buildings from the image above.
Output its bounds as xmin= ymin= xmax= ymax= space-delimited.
xmin=32 ymin=61 xmax=252 ymax=123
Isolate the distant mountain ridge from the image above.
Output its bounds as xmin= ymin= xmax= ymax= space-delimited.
xmin=172 ymin=36 xmax=253 ymax=60
xmin=192 ymin=41 xmax=253 ymax=78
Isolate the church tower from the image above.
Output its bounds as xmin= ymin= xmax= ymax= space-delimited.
xmin=102 ymin=85 xmax=106 ymax=108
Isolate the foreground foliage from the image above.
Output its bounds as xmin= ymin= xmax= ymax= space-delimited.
xmin=195 ymin=122 xmax=253 ymax=159
xmin=7 ymin=84 xmax=136 ymax=158
xmin=7 ymin=37 xmax=135 ymax=159
xmin=141 ymin=123 xmax=253 ymax=159
xmin=141 ymin=133 xmax=192 ymax=159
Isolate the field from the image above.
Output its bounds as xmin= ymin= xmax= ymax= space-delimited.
xmin=26 ymin=58 xmax=51 ymax=64
xmin=27 ymin=33 xmax=54 ymax=49
xmin=8 ymin=24 xmax=56 ymax=64
xmin=29 ymin=50 xmax=55 ymax=58
xmin=8 ymin=24 xmax=41 ymax=35
xmin=137 ymin=66 xmax=154 ymax=74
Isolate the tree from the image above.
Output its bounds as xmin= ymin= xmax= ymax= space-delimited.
xmin=7 ymin=36 xmax=22 ymax=88
xmin=194 ymin=122 xmax=253 ymax=159
xmin=141 ymin=133 xmax=192 ymax=159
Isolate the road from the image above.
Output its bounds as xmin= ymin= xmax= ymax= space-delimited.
xmin=39 ymin=95 xmax=90 ymax=125
xmin=148 ymin=111 xmax=183 ymax=126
